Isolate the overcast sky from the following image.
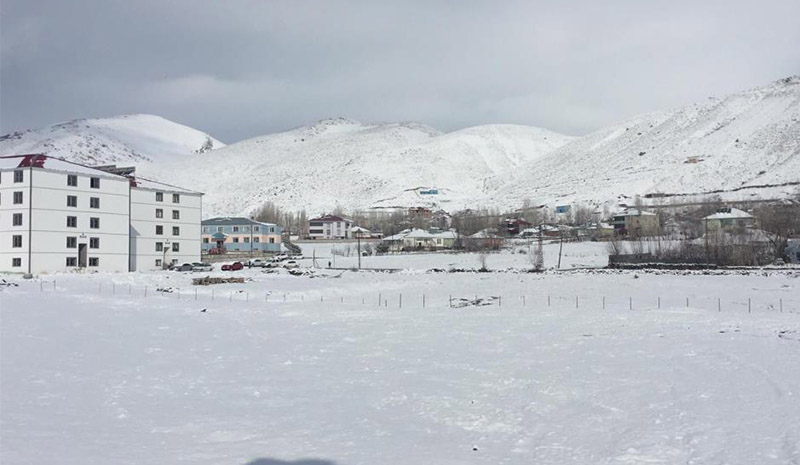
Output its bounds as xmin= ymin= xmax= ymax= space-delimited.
xmin=1 ymin=0 xmax=799 ymax=143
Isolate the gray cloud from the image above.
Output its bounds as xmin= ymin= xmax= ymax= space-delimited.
xmin=2 ymin=0 xmax=799 ymax=142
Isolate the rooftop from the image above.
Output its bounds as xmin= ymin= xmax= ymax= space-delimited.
xmin=703 ymin=207 xmax=754 ymax=220
xmin=202 ymin=217 xmax=278 ymax=227
xmin=0 ymin=154 xmax=127 ymax=178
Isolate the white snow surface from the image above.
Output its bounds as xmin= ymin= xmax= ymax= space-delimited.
xmin=497 ymin=76 xmax=800 ymax=209
xmin=137 ymin=118 xmax=574 ymax=217
xmin=0 ymin=114 xmax=224 ymax=166
xmin=2 ymin=262 xmax=799 ymax=465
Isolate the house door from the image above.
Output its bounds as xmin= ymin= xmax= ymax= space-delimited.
xmin=78 ymin=243 xmax=88 ymax=268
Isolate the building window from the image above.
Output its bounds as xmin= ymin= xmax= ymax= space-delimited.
xmin=13 ymin=191 xmax=23 ymax=204
xmin=155 ymin=242 xmax=163 ymax=252
xmin=90 ymin=217 xmax=100 ymax=229
xmin=156 ymin=192 xmax=163 ymax=202
xmin=90 ymin=177 xmax=100 ymax=188
xmin=66 ymin=237 xmax=77 ymax=248
xmin=253 ymin=237 xmax=260 ymax=243
xmin=12 ymin=235 xmax=22 ymax=248
xmin=172 ymin=242 xmax=180 ymax=252
xmin=172 ymin=226 xmax=180 ymax=236
xmin=244 ymin=237 xmax=250 ymax=243
xmin=13 ymin=213 xmax=23 ymax=226
xmin=90 ymin=197 xmax=100 ymax=209
xmin=244 ymin=226 xmax=250 ymax=232
xmin=233 ymin=237 xmax=239 ymax=243
xmin=89 ymin=257 xmax=99 ymax=267
xmin=203 ymin=238 xmax=209 ymax=243
xmin=217 ymin=227 xmax=223 ymax=232
xmin=66 ymin=216 xmax=77 ymax=228
xmin=12 ymin=258 xmax=22 ymax=267
xmin=67 ymin=195 xmax=77 ymax=207
xmin=90 ymin=237 xmax=99 ymax=249
xmin=66 ymin=257 xmax=77 ymax=267
xmin=155 ymin=259 xmax=162 ymax=267
xmin=156 ymin=225 xmax=163 ymax=235
xmin=254 ymin=226 xmax=260 ymax=232
xmin=203 ymin=227 xmax=209 ymax=233
xmin=156 ymin=208 xmax=163 ymax=218
xmin=14 ymin=170 xmax=23 ymax=182
xmin=269 ymin=237 xmax=275 ymax=243
xmin=172 ymin=194 xmax=180 ymax=203
xmin=172 ymin=210 xmax=180 ymax=220
xmin=233 ymin=226 xmax=239 ymax=232
xmin=67 ymin=174 xmax=78 ymax=186
xmin=270 ymin=227 xmax=275 ymax=233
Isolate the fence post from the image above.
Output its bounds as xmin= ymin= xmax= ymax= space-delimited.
xmin=399 ymin=294 xmax=402 ymax=309
xmin=748 ymin=298 xmax=751 ymax=313
xmin=575 ymin=296 xmax=578 ymax=309
xmin=629 ymin=297 xmax=632 ymax=310
xmin=686 ymin=297 xmax=689 ymax=308
xmin=548 ymin=295 xmax=550 ymax=307
xmin=658 ymin=296 xmax=660 ymax=309
xmin=522 ymin=295 xmax=526 ymax=307
xmin=718 ymin=297 xmax=721 ymax=312
xmin=780 ymin=298 xmax=783 ymax=313
xmin=603 ymin=296 xmax=605 ymax=309
xmin=423 ymin=294 xmax=426 ymax=308
xmin=379 ymin=293 xmax=382 ymax=307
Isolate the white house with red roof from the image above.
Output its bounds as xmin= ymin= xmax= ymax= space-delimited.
xmin=308 ymin=214 xmax=352 ymax=239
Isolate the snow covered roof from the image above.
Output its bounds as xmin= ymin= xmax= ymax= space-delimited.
xmin=383 ymin=228 xmax=458 ymax=241
xmin=130 ymin=176 xmax=202 ymax=195
xmin=310 ymin=214 xmax=348 ymax=223
xmin=703 ymin=207 xmax=754 ymax=220
xmin=614 ymin=208 xmax=656 ymax=217
xmin=469 ymin=229 xmax=503 ymax=239
xmin=0 ymin=154 xmax=127 ymax=178
xmin=202 ymin=217 xmax=278 ymax=227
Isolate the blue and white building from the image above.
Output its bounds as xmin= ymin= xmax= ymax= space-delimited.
xmin=201 ymin=217 xmax=282 ymax=254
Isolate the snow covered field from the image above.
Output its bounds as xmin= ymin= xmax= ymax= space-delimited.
xmin=2 ymin=265 xmax=799 ymax=465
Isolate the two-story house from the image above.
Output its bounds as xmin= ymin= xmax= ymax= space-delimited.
xmin=201 ymin=217 xmax=282 ymax=254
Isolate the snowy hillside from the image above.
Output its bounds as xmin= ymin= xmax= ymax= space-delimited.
xmin=0 ymin=114 xmax=224 ymax=165
xmin=497 ymin=76 xmax=800 ymax=209
xmin=140 ymin=118 xmax=573 ymax=216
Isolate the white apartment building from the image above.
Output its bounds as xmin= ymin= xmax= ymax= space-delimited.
xmin=129 ymin=178 xmax=203 ymax=271
xmin=308 ymin=214 xmax=352 ymax=239
xmin=0 ymin=154 xmax=201 ymax=274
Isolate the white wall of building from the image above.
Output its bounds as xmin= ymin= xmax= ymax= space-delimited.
xmin=0 ymin=167 xmax=31 ymax=273
xmin=130 ymin=188 xmax=202 ymax=271
xmin=0 ymin=167 xmax=129 ymax=273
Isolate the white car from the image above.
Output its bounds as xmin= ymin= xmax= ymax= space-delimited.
xmin=283 ymin=260 xmax=299 ymax=269
xmin=192 ymin=262 xmax=213 ymax=272
xmin=246 ymin=258 xmax=266 ymax=268
xmin=273 ymin=254 xmax=289 ymax=262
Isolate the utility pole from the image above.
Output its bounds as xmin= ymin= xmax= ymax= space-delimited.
xmin=357 ymin=231 xmax=362 ymax=270
xmin=557 ymin=229 xmax=564 ymax=269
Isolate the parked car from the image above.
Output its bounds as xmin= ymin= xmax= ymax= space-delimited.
xmin=221 ymin=261 xmax=244 ymax=271
xmin=170 ymin=263 xmax=193 ymax=272
xmin=245 ymin=258 xmax=266 ymax=268
xmin=289 ymin=253 xmax=304 ymax=260
xmin=274 ymin=253 xmax=289 ymax=262
xmin=192 ymin=262 xmax=213 ymax=272
xmin=283 ymin=260 xmax=299 ymax=269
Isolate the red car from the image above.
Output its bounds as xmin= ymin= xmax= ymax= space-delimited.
xmin=221 ymin=261 xmax=244 ymax=271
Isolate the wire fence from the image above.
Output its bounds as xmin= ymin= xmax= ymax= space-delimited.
xmin=20 ymin=278 xmax=797 ymax=316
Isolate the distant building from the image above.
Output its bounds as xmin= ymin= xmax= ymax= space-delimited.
xmin=351 ymin=226 xmax=382 ymax=239
xmin=308 ymin=214 xmax=352 ymax=239
xmin=202 ymin=217 xmax=282 ymax=254
xmin=466 ymin=229 xmax=504 ymax=250
xmin=500 ymin=218 xmax=532 ymax=236
xmin=611 ymin=209 xmax=660 ymax=236
xmin=703 ymin=207 xmax=757 ymax=233
xmin=382 ymin=228 xmax=458 ymax=250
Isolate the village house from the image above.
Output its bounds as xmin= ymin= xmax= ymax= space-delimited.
xmin=611 ymin=208 xmax=660 ymax=236
xmin=201 ymin=217 xmax=282 ymax=254
xmin=703 ymin=207 xmax=757 ymax=233
xmin=0 ymin=154 xmax=201 ymax=273
xmin=500 ymin=218 xmax=532 ymax=236
xmin=308 ymin=214 xmax=352 ymax=239
xmin=382 ymin=228 xmax=458 ymax=251
xmin=466 ymin=229 xmax=505 ymax=250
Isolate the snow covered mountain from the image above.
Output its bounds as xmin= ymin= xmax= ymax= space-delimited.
xmin=497 ymin=76 xmax=800 ymax=209
xmin=139 ymin=118 xmax=573 ymax=216
xmin=0 ymin=114 xmax=224 ymax=165
xmin=2 ymin=76 xmax=797 ymax=218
